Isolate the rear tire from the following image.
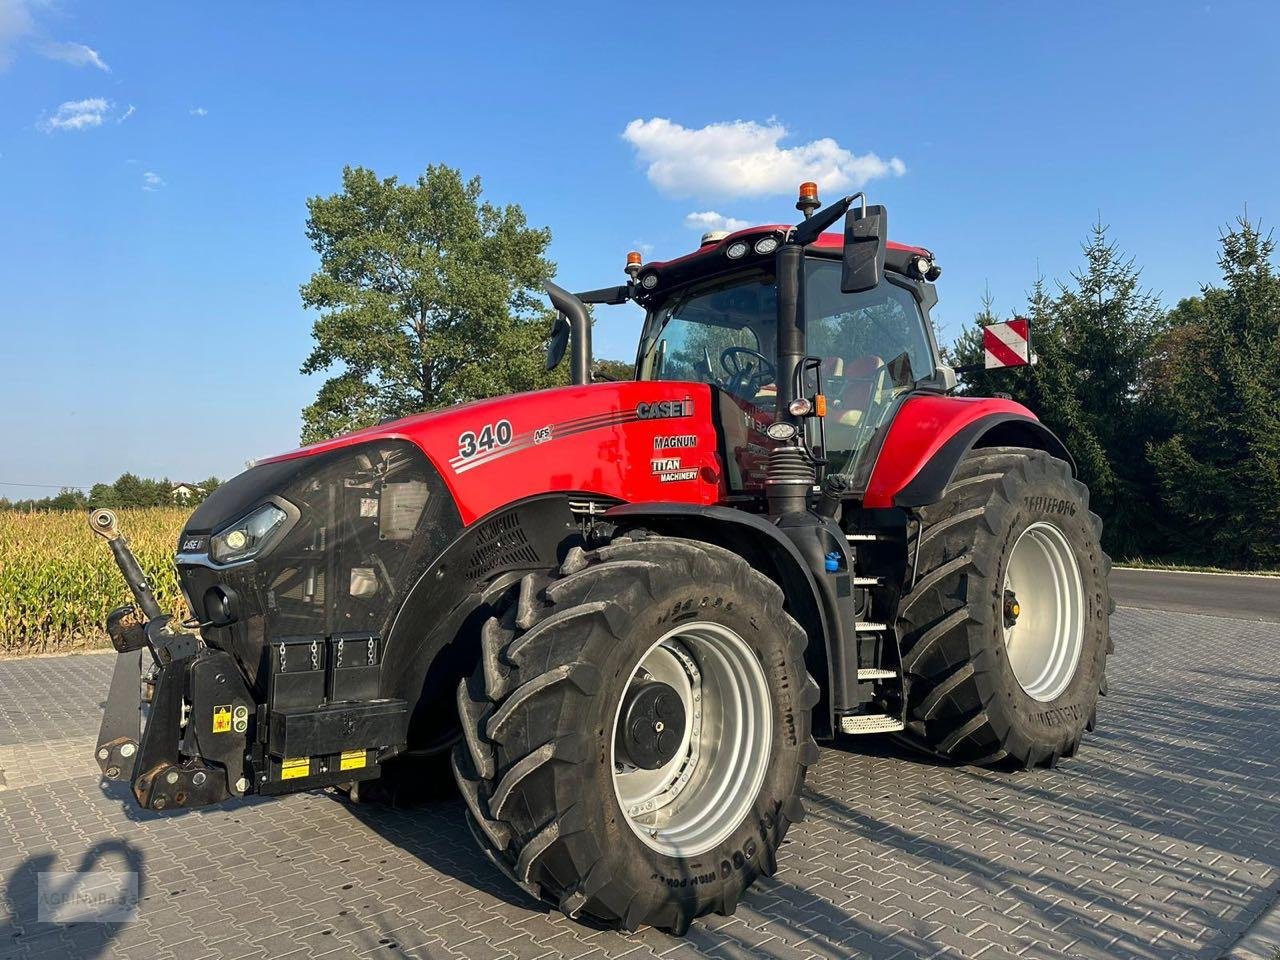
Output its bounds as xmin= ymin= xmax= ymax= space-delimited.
xmin=896 ymin=446 xmax=1112 ymax=767
xmin=452 ymin=530 xmax=820 ymax=933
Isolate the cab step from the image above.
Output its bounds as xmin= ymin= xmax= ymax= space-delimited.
xmin=855 ymin=621 xmax=887 ymax=632
xmin=851 ymin=576 xmax=882 ymax=586
xmin=839 ymin=714 xmax=906 ymax=734
xmin=857 ymin=668 xmax=897 ymax=680
xmin=846 ymin=532 xmax=881 ymax=542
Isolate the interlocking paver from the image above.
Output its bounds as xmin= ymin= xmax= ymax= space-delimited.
xmin=0 ymin=607 xmax=1277 ymax=959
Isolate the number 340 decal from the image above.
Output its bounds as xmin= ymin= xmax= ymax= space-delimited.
xmin=457 ymin=419 xmax=513 ymax=460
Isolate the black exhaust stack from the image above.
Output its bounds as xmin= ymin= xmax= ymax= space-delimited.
xmin=544 ymin=281 xmax=593 ymax=386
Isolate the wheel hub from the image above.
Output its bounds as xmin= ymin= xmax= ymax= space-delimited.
xmin=610 ymin=623 xmax=773 ymax=857
xmin=616 ymin=679 xmax=686 ymax=770
xmin=1002 ymin=521 xmax=1085 ymax=702
xmin=1003 ymin=589 xmax=1022 ymax=628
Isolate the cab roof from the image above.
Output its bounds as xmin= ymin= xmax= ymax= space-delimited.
xmin=641 ymin=224 xmax=932 ymax=274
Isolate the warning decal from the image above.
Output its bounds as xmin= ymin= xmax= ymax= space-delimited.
xmin=212 ymin=705 xmax=232 ymax=734
xmin=280 ymin=757 xmax=311 ymax=780
xmin=339 ymin=749 xmax=367 ymax=771
xmin=983 ymin=317 xmax=1032 ymax=369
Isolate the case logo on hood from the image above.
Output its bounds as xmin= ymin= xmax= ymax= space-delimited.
xmin=636 ymin=399 xmax=694 ymax=420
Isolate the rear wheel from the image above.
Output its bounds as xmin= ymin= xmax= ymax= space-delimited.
xmin=896 ymin=446 xmax=1112 ymax=767
xmin=452 ymin=530 xmax=820 ymax=933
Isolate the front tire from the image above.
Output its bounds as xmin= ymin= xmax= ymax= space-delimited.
xmin=452 ymin=531 xmax=820 ymax=933
xmin=896 ymin=446 xmax=1112 ymax=767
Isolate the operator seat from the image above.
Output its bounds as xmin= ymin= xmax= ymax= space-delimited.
xmin=833 ymin=355 xmax=885 ymax=427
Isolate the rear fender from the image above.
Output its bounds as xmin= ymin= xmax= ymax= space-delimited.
xmin=604 ymin=503 xmax=837 ymax=740
xmin=864 ymin=395 xmax=1074 ymax=509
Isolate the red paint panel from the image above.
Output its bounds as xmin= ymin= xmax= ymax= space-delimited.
xmin=260 ymin=382 xmax=725 ymax=525
xmin=862 ymin=394 xmax=1039 ymax=508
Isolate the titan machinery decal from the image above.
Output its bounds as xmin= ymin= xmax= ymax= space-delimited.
xmin=447 ymin=400 xmax=695 ymax=475
xmin=651 ymin=457 xmax=698 ymax=483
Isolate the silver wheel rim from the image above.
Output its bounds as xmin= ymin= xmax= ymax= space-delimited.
xmin=610 ymin=621 xmax=772 ymax=858
xmin=1003 ymin=521 xmax=1085 ymax=702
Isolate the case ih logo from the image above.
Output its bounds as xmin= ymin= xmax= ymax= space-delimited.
xmin=636 ymin=399 xmax=694 ymax=420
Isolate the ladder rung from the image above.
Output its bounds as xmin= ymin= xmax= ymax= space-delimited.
xmin=839 ymin=714 xmax=905 ymax=734
xmin=857 ymin=668 xmax=897 ymax=680
xmin=851 ymin=576 xmax=882 ymax=586
xmin=855 ymin=621 xmax=887 ymax=632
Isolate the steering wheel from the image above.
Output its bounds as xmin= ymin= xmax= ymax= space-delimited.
xmin=719 ymin=346 xmax=776 ymax=397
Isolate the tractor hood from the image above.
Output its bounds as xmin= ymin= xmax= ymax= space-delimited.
xmin=174 ymin=379 xmax=724 ymax=693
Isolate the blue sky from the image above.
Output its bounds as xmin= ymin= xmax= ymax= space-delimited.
xmin=1 ymin=1 xmax=1277 ymax=490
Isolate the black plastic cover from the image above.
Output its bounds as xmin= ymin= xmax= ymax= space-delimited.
xmin=178 ymin=440 xmax=462 ymax=696
xmin=267 ymin=699 xmax=408 ymax=759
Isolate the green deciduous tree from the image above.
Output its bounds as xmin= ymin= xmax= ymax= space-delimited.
xmin=593 ymin=358 xmax=635 ymax=381
xmin=1148 ymin=218 xmax=1280 ymax=567
xmin=298 ymin=164 xmax=564 ymax=444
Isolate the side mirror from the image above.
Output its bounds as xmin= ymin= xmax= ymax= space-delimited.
xmin=928 ymin=363 xmax=959 ymax=393
xmin=545 ymin=313 xmax=570 ymax=371
xmin=841 ymin=203 xmax=887 ymax=293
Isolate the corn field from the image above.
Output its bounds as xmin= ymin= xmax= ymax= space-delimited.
xmin=0 ymin=508 xmax=190 ymax=656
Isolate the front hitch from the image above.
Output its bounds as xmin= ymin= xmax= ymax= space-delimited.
xmin=88 ymin=509 xmax=253 ymax=810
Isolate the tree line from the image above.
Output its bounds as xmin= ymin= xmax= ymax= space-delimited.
xmin=0 ymin=473 xmax=222 ymax=512
xmin=950 ymin=217 xmax=1279 ymax=568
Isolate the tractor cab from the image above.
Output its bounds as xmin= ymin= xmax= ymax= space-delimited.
xmin=562 ymin=183 xmax=950 ymax=499
xmin=633 ymin=230 xmax=943 ymax=488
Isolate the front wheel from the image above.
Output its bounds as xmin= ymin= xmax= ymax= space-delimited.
xmin=896 ymin=446 xmax=1113 ymax=767
xmin=452 ymin=531 xmax=820 ymax=933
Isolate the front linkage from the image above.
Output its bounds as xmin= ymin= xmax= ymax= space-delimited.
xmin=90 ymin=508 xmax=256 ymax=810
xmin=88 ymin=509 xmax=407 ymax=812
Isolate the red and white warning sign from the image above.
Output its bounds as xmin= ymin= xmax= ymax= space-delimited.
xmin=983 ymin=317 xmax=1032 ymax=369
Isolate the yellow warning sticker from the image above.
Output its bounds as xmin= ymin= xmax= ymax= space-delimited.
xmin=339 ymin=749 xmax=367 ymax=771
xmin=212 ymin=705 xmax=232 ymax=734
xmin=280 ymin=757 xmax=311 ymax=780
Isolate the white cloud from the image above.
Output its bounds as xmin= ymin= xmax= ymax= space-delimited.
xmin=40 ymin=40 xmax=109 ymax=71
xmin=0 ymin=0 xmax=35 ymax=70
xmin=623 ymin=117 xmax=906 ymax=199
xmin=684 ymin=211 xmax=750 ymax=234
xmin=142 ymin=171 xmax=165 ymax=191
xmin=189 ymin=106 xmax=208 ymax=117
xmin=37 ymin=97 xmax=111 ymax=133
xmin=118 ymin=104 xmax=135 ymax=123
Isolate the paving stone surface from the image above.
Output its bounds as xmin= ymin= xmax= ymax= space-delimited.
xmin=0 ymin=607 xmax=1276 ymax=959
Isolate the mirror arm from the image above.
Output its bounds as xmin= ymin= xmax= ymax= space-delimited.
xmin=576 ymin=284 xmax=631 ymax=305
xmin=791 ymin=193 xmax=863 ymax=246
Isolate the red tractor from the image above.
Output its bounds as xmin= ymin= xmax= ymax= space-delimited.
xmin=91 ymin=184 xmax=1111 ymax=934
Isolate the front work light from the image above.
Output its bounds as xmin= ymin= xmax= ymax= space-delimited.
xmin=726 ymin=241 xmax=749 ymax=259
xmin=754 ymin=236 xmax=779 ymax=255
xmin=210 ymin=503 xmax=288 ymax=564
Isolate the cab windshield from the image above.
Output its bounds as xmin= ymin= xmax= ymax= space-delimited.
xmin=637 ymin=258 xmax=936 ymax=478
